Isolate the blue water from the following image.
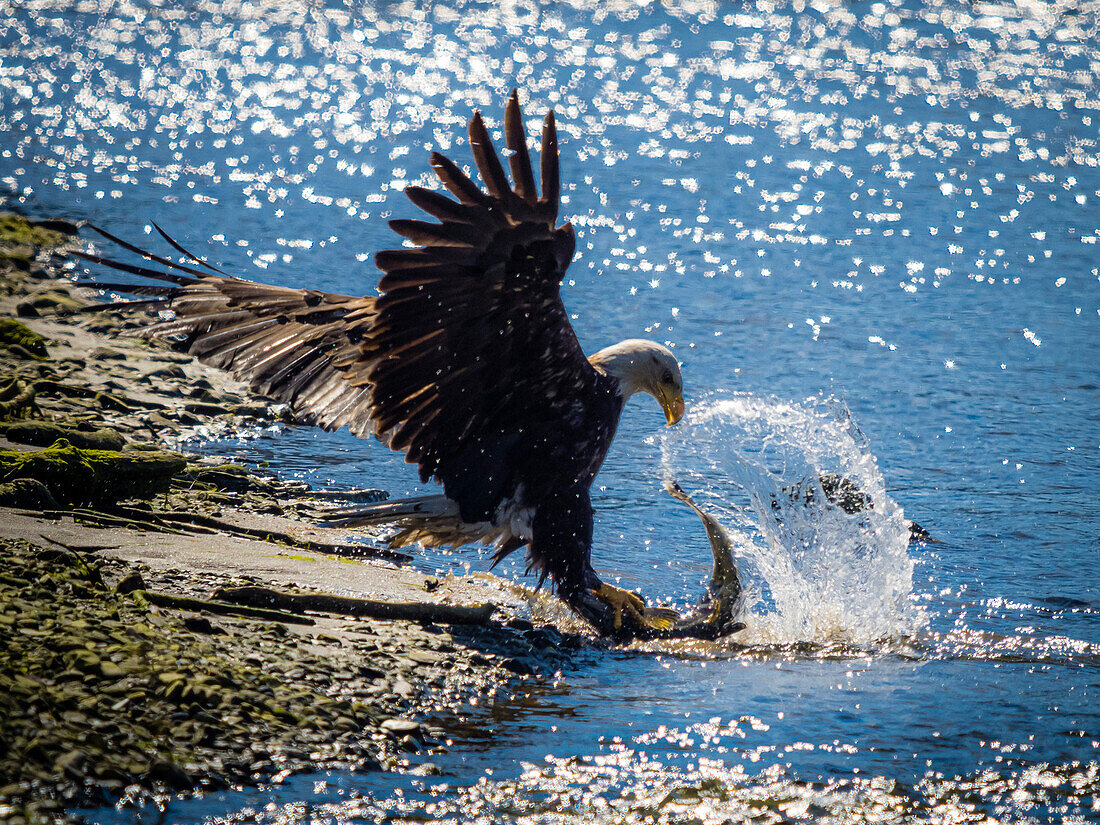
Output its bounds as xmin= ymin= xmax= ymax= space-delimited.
xmin=4 ymin=0 xmax=1099 ymax=820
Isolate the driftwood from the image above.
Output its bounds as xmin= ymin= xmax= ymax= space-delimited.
xmin=67 ymin=507 xmax=190 ymax=534
xmin=213 ymin=585 xmax=496 ymax=626
xmin=134 ymin=588 xmax=315 ymax=626
xmin=152 ymin=509 xmax=411 ymax=563
xmin=0 ymin=378 xmax=39 ymax=419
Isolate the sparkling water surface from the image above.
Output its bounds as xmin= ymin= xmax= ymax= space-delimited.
xmin=3 ymin=0 xmax=1099 ymax=821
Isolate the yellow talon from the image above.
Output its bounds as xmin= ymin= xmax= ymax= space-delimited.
xmin=594 ymin=582 xmax=647 ymax=630
xmin=638 ymin=606 xmax=679 ymax=631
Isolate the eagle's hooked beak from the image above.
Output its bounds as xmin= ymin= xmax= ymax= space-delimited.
xmin=658 ymin=385 xmax=685 ymax=426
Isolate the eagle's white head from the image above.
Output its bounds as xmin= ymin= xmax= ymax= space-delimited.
xmin=589 ymin=339 xmax=684 ymax=425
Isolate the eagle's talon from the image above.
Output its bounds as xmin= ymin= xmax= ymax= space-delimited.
xmin=594 ymin=582 xmax=647 ymax=630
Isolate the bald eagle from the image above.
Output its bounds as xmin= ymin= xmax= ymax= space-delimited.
xmin=75 ymin=92 xmax=684 ymax=636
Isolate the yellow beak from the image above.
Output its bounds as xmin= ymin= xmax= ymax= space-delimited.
xmin=657 ymin=385 xmax=685 ymax=426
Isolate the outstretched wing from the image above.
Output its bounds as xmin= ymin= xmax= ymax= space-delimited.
xmin=368 ymin=91 xmax=602 ymax=514
xmin=73 ymin=225 xmax=377 ymax=434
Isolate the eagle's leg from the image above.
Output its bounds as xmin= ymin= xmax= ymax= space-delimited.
xmin=531 ymin=486 xmax=661 ymax=639
xmin=593 ymin=582 xmax=647 ymax=630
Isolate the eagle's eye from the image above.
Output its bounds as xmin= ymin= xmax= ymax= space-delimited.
xmin=661 ymin=369 xmax=674 ymax=385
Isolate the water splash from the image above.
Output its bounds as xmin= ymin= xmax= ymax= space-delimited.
xmin=661 ymin=392 xmax=923 ymax=644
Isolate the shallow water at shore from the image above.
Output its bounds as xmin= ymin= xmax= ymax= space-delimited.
xmin=4 ymin=0 xmax=1099 ymax=821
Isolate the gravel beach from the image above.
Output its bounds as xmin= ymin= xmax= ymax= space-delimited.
xmin=0 ymin=213 xmax=582 ymax=823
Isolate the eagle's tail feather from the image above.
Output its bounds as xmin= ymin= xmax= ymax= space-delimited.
xmin=320 ymin=494 xmax=512 ymax=551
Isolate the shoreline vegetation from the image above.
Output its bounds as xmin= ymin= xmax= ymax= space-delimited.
xmin=0 ymin=212 xmax=581 ymax=823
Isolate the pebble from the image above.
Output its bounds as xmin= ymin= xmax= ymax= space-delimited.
xmin=379 ymin=718 xmax=421 ymax=737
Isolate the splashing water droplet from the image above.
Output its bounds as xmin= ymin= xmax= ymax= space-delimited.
xmin=661 ymin=391 xmax=924 ymax=644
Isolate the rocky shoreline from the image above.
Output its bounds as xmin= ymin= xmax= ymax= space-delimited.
xmin=0 ymin=213 xmax=581 ymax=823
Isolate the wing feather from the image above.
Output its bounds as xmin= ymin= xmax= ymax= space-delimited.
xmin=468 ymin=112 xmax=513 ymax=202
xmin=75 ymin=225 xmax=377 ymax=434
xmin=152 ymin=220 xmax=226 ymax=274
xmin=429 ymin=152 xmax=487 ymax=205
xmin=404 ymin=186 xmax=493 ymax=229
xmin=539 ymin=111 xmax=560 ymax=222
xmin=388 ymin=218 xmax=482 ymax=247
xmin=369 ymin=93 xmax=601 ymax=523
xmin=505 ymin=90 xmax=537 ymax=204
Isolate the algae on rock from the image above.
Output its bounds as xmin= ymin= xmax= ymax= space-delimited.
xmin=2 ymin=420 xmax=126 ymax=451
xmin=0 ymin=539 xmax=384 ymax=813
xmin=0 ymin=213 xmax=71 ymax=281
xmin=0 ymin=438 xmax=185 ymax=506
xmin=0 ymin=212 xmax=71 ymax=249
xmin=0 ymin=318 xmax=48 ymax=359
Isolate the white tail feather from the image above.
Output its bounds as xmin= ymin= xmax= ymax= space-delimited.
xmin=321 ymin=494 xmax=516 ymax=550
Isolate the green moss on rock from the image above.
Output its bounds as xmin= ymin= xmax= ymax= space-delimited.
xmin=16 ymin=288 xmax=84 ymax=317
xmin=177 ymin=463 xmax=270 ymax=493
xmin=0 ymin=439 xmax=186 ymax=506
xmin=0 ymin=318 xmax=48 ymax=359
xmin=0 ymin=213 xmax=68 ymax=250
xmin=2 ymin=421 xmax=126 ymax=451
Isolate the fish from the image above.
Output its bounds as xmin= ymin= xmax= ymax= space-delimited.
xmin=624 ymin=473 xmax=935 ymax=641
xmin=631 ymin=481 xmax=747 ymax=641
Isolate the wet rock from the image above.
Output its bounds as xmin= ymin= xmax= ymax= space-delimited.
xmin=407 ymin=649 xmax=440 ymax=665
xmin=173 ymin=410 xmax=204 ymax=425
xmin=83 ymin=318 xmax=123 ymax=334
xmin=188 ymin=387 xmax=221 ymax=402
xmin=0 ymin=319 xmax=48 ymax=359
xmin=146 ymin=365 xmax=186 ymax=380
xmin=28 ymin=218 xmax=79 ymax=236
xmin=379 ymin=718 xmax=421 ymax=737
xmin=94 ymin=391 xmax=136 ymax=413
xmin=183 ymin=616 xmax=225 ymax=635
xmin=0 ymin=478 xmax=58 ymax=509
xmin=147 ymin=758 xmax=192 ymax=790
xmin=89 ymin=347 xmax=127 ymax=361
xmin=230 ymin=402 xmax=271 ymax=418
xmin=2 ymin=420 xmax=126 ymax=451
xmin=0 ymin=438 xmax=186 ymax=505
xmin=501 ymin=657 xmax=535 ymax=676
xmin=145 ymin=351 xmax=192 ymax=364
xmin=184 ymin=401 xmax=230 ymax=416
xmin=114 ymin=572 xmax=147 ymax=594
xmin=177 ymin=463 xmax=268 ymax=493
xmin=98 ymin=661 xmax=126 ymax=679
xmin=54 ymin=749 xmax=86 ymax=779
